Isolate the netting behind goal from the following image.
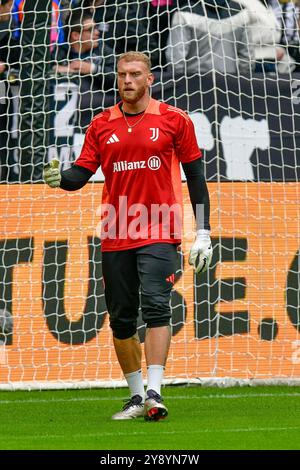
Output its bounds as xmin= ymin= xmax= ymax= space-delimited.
xmin=0 ymin=0 xmax=299 ymax=390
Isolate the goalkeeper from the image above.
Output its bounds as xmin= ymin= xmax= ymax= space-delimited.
xmin=44 ymin=51 xmax=212 ymax=421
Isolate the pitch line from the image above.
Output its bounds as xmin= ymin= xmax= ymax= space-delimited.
xmin=0 ymin=392 xmax=300 ymax=405
xmin=1 ymin=426 xmax=300 ymax=442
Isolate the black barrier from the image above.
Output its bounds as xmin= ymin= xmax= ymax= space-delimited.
xmin=1 ymin=72 xmax=300 ymax=182
xmin=152 ymin=72 xmax=300 ymax=182
xmin=19 ymin=0 xmax=51 ymax=183
xmin=48 ymin=75 xmax=79 ymax=170
xmin=0 ymin=78 xmax=20 ymax=182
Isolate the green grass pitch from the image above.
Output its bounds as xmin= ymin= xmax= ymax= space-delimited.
xmin=0 ymin=385 xmax=299 ymax=450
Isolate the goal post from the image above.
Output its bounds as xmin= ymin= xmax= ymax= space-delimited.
xmin=0 ymin=0 xmax=299 ymax=390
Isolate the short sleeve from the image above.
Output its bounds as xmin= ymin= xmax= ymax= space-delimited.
xmin=75 ymin=120 xmax=101 ymax=174
xmin=174 ymin=112 xmax=202 ymax=163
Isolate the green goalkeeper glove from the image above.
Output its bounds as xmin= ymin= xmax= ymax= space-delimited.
xmin=43 ymin=159 xmax=61 ymax=188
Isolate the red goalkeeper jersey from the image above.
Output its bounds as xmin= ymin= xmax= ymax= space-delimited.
xmin=75 ymin=98 xmax=202 ymax=251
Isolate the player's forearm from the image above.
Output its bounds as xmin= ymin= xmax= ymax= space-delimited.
xmin=182 ymin=158 xmax=210 ymax=231
xmin=186 ymin=178 xmax=210 ymax=231
xmin=60 ymin=164 xmax=93 ymax=191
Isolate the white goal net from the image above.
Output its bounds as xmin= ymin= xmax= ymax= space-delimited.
xmin=0 ymin=0 xmax=299 ymax=390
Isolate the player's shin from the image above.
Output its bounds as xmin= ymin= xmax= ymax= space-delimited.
xmin=144 ymin=325 xmax=170 ymax=421
xmin=111 ymin=333 xmax=145 ymax=420
xmin=113 ymin=333 xmax=145 ymax=399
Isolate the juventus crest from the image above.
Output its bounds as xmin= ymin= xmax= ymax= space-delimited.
xmin=150 ymin=128 xmax=159 ymax=142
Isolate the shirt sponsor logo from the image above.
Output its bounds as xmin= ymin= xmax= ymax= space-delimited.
xmin=147 ymin=156 xmax=161 ymax=170
xmin=113 ymin=156 xmax=161 ymax=172
xmin=113 ymin=160 xmax=146 ymax=172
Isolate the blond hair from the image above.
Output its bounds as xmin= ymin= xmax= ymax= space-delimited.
xmin=117 ymin=51 xmax=152 ymax=71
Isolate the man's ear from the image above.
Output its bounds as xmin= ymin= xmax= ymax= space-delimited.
xmin=148 ymin=73 xmax=155 ymax=86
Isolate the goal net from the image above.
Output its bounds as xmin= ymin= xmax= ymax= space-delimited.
xmin=0 ymin=0 xmax=299 ymax=390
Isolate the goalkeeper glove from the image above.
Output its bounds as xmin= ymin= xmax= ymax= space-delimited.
xmin=43 ymin=159 xmax=61 ymax=188
xmin=189 ymin=229 xmax=213 ymax=273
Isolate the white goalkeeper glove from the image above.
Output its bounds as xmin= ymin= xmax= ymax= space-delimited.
xmin=189 ymin=229 xmax=213 ymax=273
xmin=43 ymin=159 xmax=61 ymax=188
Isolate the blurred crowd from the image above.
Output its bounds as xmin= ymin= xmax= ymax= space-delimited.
xmin=1 ymin=0 xmax=300 ymax=127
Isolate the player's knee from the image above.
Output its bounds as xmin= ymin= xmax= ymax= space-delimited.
xmin=142 ymin=304 xmax=171 ymax=329
xmin=110 ymin=321 xmax=137 ymax=340
xmin=145 ymin=319 xmax=171 ymax=329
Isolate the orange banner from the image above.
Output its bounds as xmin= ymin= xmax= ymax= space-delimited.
xmin=0 ymin=183 xmax=299 ymax=385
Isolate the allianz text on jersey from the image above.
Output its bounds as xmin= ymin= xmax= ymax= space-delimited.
xmin=113 ymin=156 xmax=161 ymax=172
